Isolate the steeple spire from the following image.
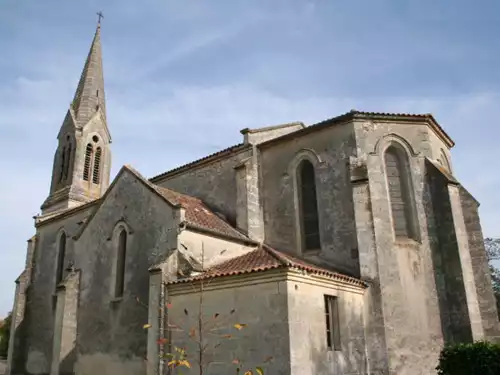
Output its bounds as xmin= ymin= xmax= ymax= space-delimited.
xmin=71 ymin=18 xmax=106 ymax=127
xmin=41 ymin=18 xmax=112 ymax=214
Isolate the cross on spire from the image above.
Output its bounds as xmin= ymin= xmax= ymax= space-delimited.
xmin=96 ymin=11 xmax=104 ymax=26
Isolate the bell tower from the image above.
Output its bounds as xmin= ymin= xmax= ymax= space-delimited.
xmin=41 ymin=18 xmax=111 ymax=214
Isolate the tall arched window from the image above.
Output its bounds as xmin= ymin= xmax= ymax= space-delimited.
xmin=64 ymin=143 xmax=72 ymax=180
xmin=93 ymin=147 xmax=102 ymax=184
xmin=83 ymin=143 xmax=93 ymax=181
xmin=114 ymin=229 xmax=127 ymax=298
xmin=384 ymin=145 xmax=417 ymax=240
xmin=298 ymin=159 xmax=321 ymax=251
xmin=56 ymin=233 xmax=66 ymax=285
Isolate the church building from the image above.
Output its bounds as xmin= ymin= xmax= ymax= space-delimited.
xmin=6 ymin=21 xmax=500 ymax=375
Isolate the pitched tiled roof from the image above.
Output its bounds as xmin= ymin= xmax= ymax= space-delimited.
xmin=154 ymin=186 xmax=250 ymax=242
xmin=169 ymin=244 xmax=366 ymax=287
xmin=73 ymin=165 xmax=250 ymax=243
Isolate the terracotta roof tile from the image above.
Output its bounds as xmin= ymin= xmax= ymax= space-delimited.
xmin=154 ymin=186 xmax=249 ymax=242
xmin=170 ymin=245 xmax=366 ymax=287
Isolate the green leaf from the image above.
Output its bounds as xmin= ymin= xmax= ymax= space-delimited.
xmin=256 ymin=367 xmax=264 ymax=375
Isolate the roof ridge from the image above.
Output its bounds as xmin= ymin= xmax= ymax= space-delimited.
xmin=260 ymin=244 xmax=293 ymax=267
xmin=155 ymin=185 xmax=203 ymax=204
xmin=240 ymin=121 xmax=305 ymax=134
xmin=149 ymin=143 xmax=249 ymax=182
xmin=258 ymin=109 xmax=454 ymax=149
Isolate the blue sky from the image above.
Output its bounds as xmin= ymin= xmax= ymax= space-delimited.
xmin=1 ymin=0 xmax=500 ymax=316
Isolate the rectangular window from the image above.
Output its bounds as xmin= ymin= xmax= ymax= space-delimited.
xmin=324 ymin=295 xmax=341 ymax=350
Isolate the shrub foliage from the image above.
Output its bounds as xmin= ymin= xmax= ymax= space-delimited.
xmin=0 ymin=313 xmax=11 ymax=358
xmin=436 ymin=341 xmax=500 ymax=375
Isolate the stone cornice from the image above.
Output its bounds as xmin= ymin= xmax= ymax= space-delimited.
xmin=167 ymin=268 xmax=366 ymax=296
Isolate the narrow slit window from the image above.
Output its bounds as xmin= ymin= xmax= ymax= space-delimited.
xmin=83 ymin=144 xmax=93 ymax=181
xmin=56 ymin=234 xmax=66 ymax=285
xmin=324 ymin=295 xmax=341 ymax=350
xmin=64 ymin=143 xmax=72 ymax=180
xmin=59 ymin=147 xmax=66 ymax=183
xmin=93 ymin=147 xmax=102 ymax=184
xmin=384 ymin=146 xmax=415 ymax=239
xmin=115 ymin=229 xmax=127 ymax=298
xmin=298 ymin=160 xmax=321 ymax=251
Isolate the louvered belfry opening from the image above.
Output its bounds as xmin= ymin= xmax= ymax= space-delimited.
xmin=384 ymin=146 xmax=416 ymax=239
xmin=83 ymin=143 xmax=93 ymax=181
xmin=93 ymin=147 xmax=102 ymax=184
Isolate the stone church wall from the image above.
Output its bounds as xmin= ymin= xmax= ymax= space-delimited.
xmin=73 ymin=170 xmax=181 ymax=375
xmin=154 ymin=147 xmax=253 ymax=228
xmin=166 ymin=270 xmax=291 ymax=375
xmin=356 ymin=120 xmax=453 ymax=374
xmin=459 ymin=187 xmax=500 ymax=342
xmin=178 ymin=230 xmax=255 ymax=267
xmin=425 ymin=166 xmax=473 ymax=344
xmin=258 ymin=122 xmax=359 ymax=277
xmin=23 ymin=208 xmax=92 ymax=375
xmin=286 ymin=275 xmax=366 ymax=375
xmin=425 ymin=129 xmax=453 ymax=171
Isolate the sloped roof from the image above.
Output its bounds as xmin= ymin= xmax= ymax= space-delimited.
xmin=425 ymin=158 xmax=458 ymax=184
xmin=150 ymin=143 xmax=250 ymax=182
xmin=72 ymin=165 xmax=249 ymax=243
xmin=169 ymin=244 xmax=366 ymax=287
xmin=258 ymin=110 xmax=454 ymax=149
xmin=240 ymin=121 xmax=305 ymax=134
xmin=35 ymin=199 xmax=99 ymax=228
xmin=154 ymin=186 xmax=249 ymax=242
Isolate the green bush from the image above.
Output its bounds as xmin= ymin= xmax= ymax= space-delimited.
xmin=0 ymin=313 xmax=11 ymax=358
xmin=436 ymin=341 xmax=500 ymax=375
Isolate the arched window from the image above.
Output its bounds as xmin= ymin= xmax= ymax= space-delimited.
xmin=64 ymin=143 xmax=72 ymax=180
xmin=83 ymin=143 xmax=93 ymax=181
xmin=56 ymin=233 xmax=66 ymax=285
xmin=384 ymin=145 xmax=417 ymax=240
xmin=59 ymin=147 xmax=66 ymax=183
xmin=440 ymin=150 xmax=451 ymax=172
xmin=93 ymin=147 xmax=102 ymax=184
xmin=298 ymin=160 xmax=321 ymax=251
xmin=114 ymin=229 xmax=127 ymax=298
